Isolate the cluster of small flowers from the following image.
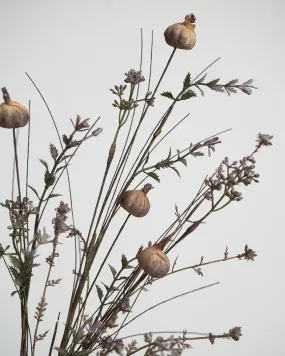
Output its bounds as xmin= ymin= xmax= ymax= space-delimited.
xmin=205 ymin=155 xmax=260 ymax=201
xmin=112 ymin=98 xmax=139 ymax=110
xmin=143 ymin=333 xmax=191 ymax=356
xmin=52 ymin=201 xmax=70 ymax=237
xmin=256 ymin=133 xmax=273 ymax=148
xmin=209 ymin=326 xmax=242 ymax=344
xmin=145 ymin=91 xmax=155 ymax=107
xmin=238 ymin=244 xmax=257 ymax=261
xmin=99 ymin=337 xmax=125 ymax=356
xmin=1 ymin=196 xmax=38 ymax=219
xmin=124 ymin=69 xmax=145 ymax=85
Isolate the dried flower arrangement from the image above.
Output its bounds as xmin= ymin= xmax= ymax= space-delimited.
xmin=0 ymin=13 xmax=273 ymax=356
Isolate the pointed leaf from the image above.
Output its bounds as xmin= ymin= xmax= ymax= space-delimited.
xmin=48 ymin=193 xmax=62 ymax=199
xmin=102 ymin=283 xmax=109 ymax=293
xmin=197 ymin=73 xmax=207 ymax=83
xmin=43 ymin=193 xmax=62 ymax=202
xmin=28 ymin=185 xmax=40 ymax=199
xmin=49 ymin=144 xmax=58 ymax=161
xmin=121 ymin=254 xmax=128 ymax=268
xmin=183 ymin=73 xmax=191 ymax=89
xmin=62 ymin=135 xmax=70 ymax=146
xmin=169 ymin=166 xmax=181 ymax=178
xmin=108 ymin=264 xmax=117 ymax=278
xmin=161 ymin=91 xmax=175 ymax=100
xmin=226 ymin=87 xmax=238 ymax=94
xmin=44 ymin=171 xmax=56 ymax=188
xmin=179 ymin=158 xmax=187 ymax=167
xmin=146 ymin=172 xmax=160 ymax=183
xmin=226 ymin=79 xmax=239 ymax=86
xmin=39 ymin=159 xmax=49 ymax=171
xmin=210 ymin=85 xmax=225 ymax=93
xmin=196 ymin=86 xmax=204 ymax=97
xmin=180 ymin=89 xmax=196 ymax=101
xmin=96 ymin=285 xmax=104 ymax=302
xmin=242 ymin=79 xmax=253 ymax=86
xmin=167 ymin=147 xmax=172 ymax=160
xmin=207 ymin=78 xmax=220 ymax=87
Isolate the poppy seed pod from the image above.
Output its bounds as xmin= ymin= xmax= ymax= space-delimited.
xmin=119 ymin=183 xmax=153 ymax=218
xmin=164 ymin=13 xmax=196 ymax=50
xmin=138 ymin=243 xmax=170 ymax=278
xmin=0 ymin=87 xmax=29 ymax=129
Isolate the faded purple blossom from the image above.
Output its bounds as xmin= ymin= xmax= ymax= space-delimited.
xmin=52 ymin=201 xmax=70 ymax=237
xmin=110 ymin=84 xmax=127 ymax=96
xmin=112 ymin=98 xmax=138 ymax=110
xmin=75 ymin=115 xmax=90 ymax=131
xmin=124 ymin=69 xmax=145 ymax=85
xmin=100 ymin=337 xmax=124 ymax=356
xmin=238 ymin=244 xmax=257 ymax=261
xmin=256 ymin=133 xmax=273 ymax=148
xmin=228 ymin=326 xmax=242 ymax=341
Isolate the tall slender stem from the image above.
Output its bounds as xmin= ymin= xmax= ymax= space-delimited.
xmin=12 ymin=129 xmax=22 ymax=203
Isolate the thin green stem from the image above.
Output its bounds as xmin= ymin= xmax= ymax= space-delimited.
xmin=48 ymin=312 xmax=61 ymax=356
xmin=32 ymin=240 xmax=58 ymax=356
xmin=117 ymin=282 xmax=220 ymax=333
xmin=12 ymin=129 xmax=22 ymax=203
xmin=127 ymin=336 xmax=209 ymax=356
xmin=25 ymin=101 xmax=31 ymax=199
xmin=121 ymin=331 xmax=209 ymax=339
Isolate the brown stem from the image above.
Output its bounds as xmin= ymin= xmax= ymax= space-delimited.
xmin=12 ymin=129 xmax=22 ymax=203
xmin=32 ymin=240 xmax=58 ymax=356
xmin=128 ymin=336 xmax=208 ymax=356
xmin=2 ymin=87 xmax=11 ymax=104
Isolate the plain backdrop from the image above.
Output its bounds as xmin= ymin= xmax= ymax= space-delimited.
xmin=0 ymin=1 xmax=284 ymax=355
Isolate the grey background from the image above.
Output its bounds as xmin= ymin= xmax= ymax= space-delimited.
xmin=0 ymin=0 xmax=284 ymax=355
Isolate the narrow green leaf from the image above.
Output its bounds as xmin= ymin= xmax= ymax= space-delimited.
xmin=183 ymin=73 xmax=191 ymax=89
xmin=43 ymin=193 xmax=62 ymax=201
xmin=125 ymin=264 xmax=135 ymax=269
xmin=49 ymin=144 xmax=58 ymax=161
xmin=146 ymin=172 xmax=160 ymax=183
xmin=144 ymin=333 xmax=152 ymax=343
xmin=121 ymin=254 xmax=128 ymax=268
xmin=180 ymin=89 xmax=197 ymax=101
xmin=161 ymin=91 xmax=175 ymax=100
xmin=207 ymin=78 xmax=220 ymax=87
xmin=69 ymin=140 xmax=81 ymax=148
xmin=179 ymin=158 xmax=187 ymax=167
xmin=44 ymin=171 xmax=56 ymax=188
xmin=170 ymin=166 xmax=181 ymax=178
xmin=108 ymin=264 xmax=117 ymax=278
xmin=28 ymin=185 xmax=40 ymax=199
xmin=121 ymin=254 xmax=134 ymax=269
xmin=39 ymin=159 xmax=49 ymax=171
xmin=96 ymin=285 xmax=104 ymax=301
xmin=102 ymin=283 xmax=109 ymax=293
xmin=167 ymin=147 xmax=172 ymax=160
